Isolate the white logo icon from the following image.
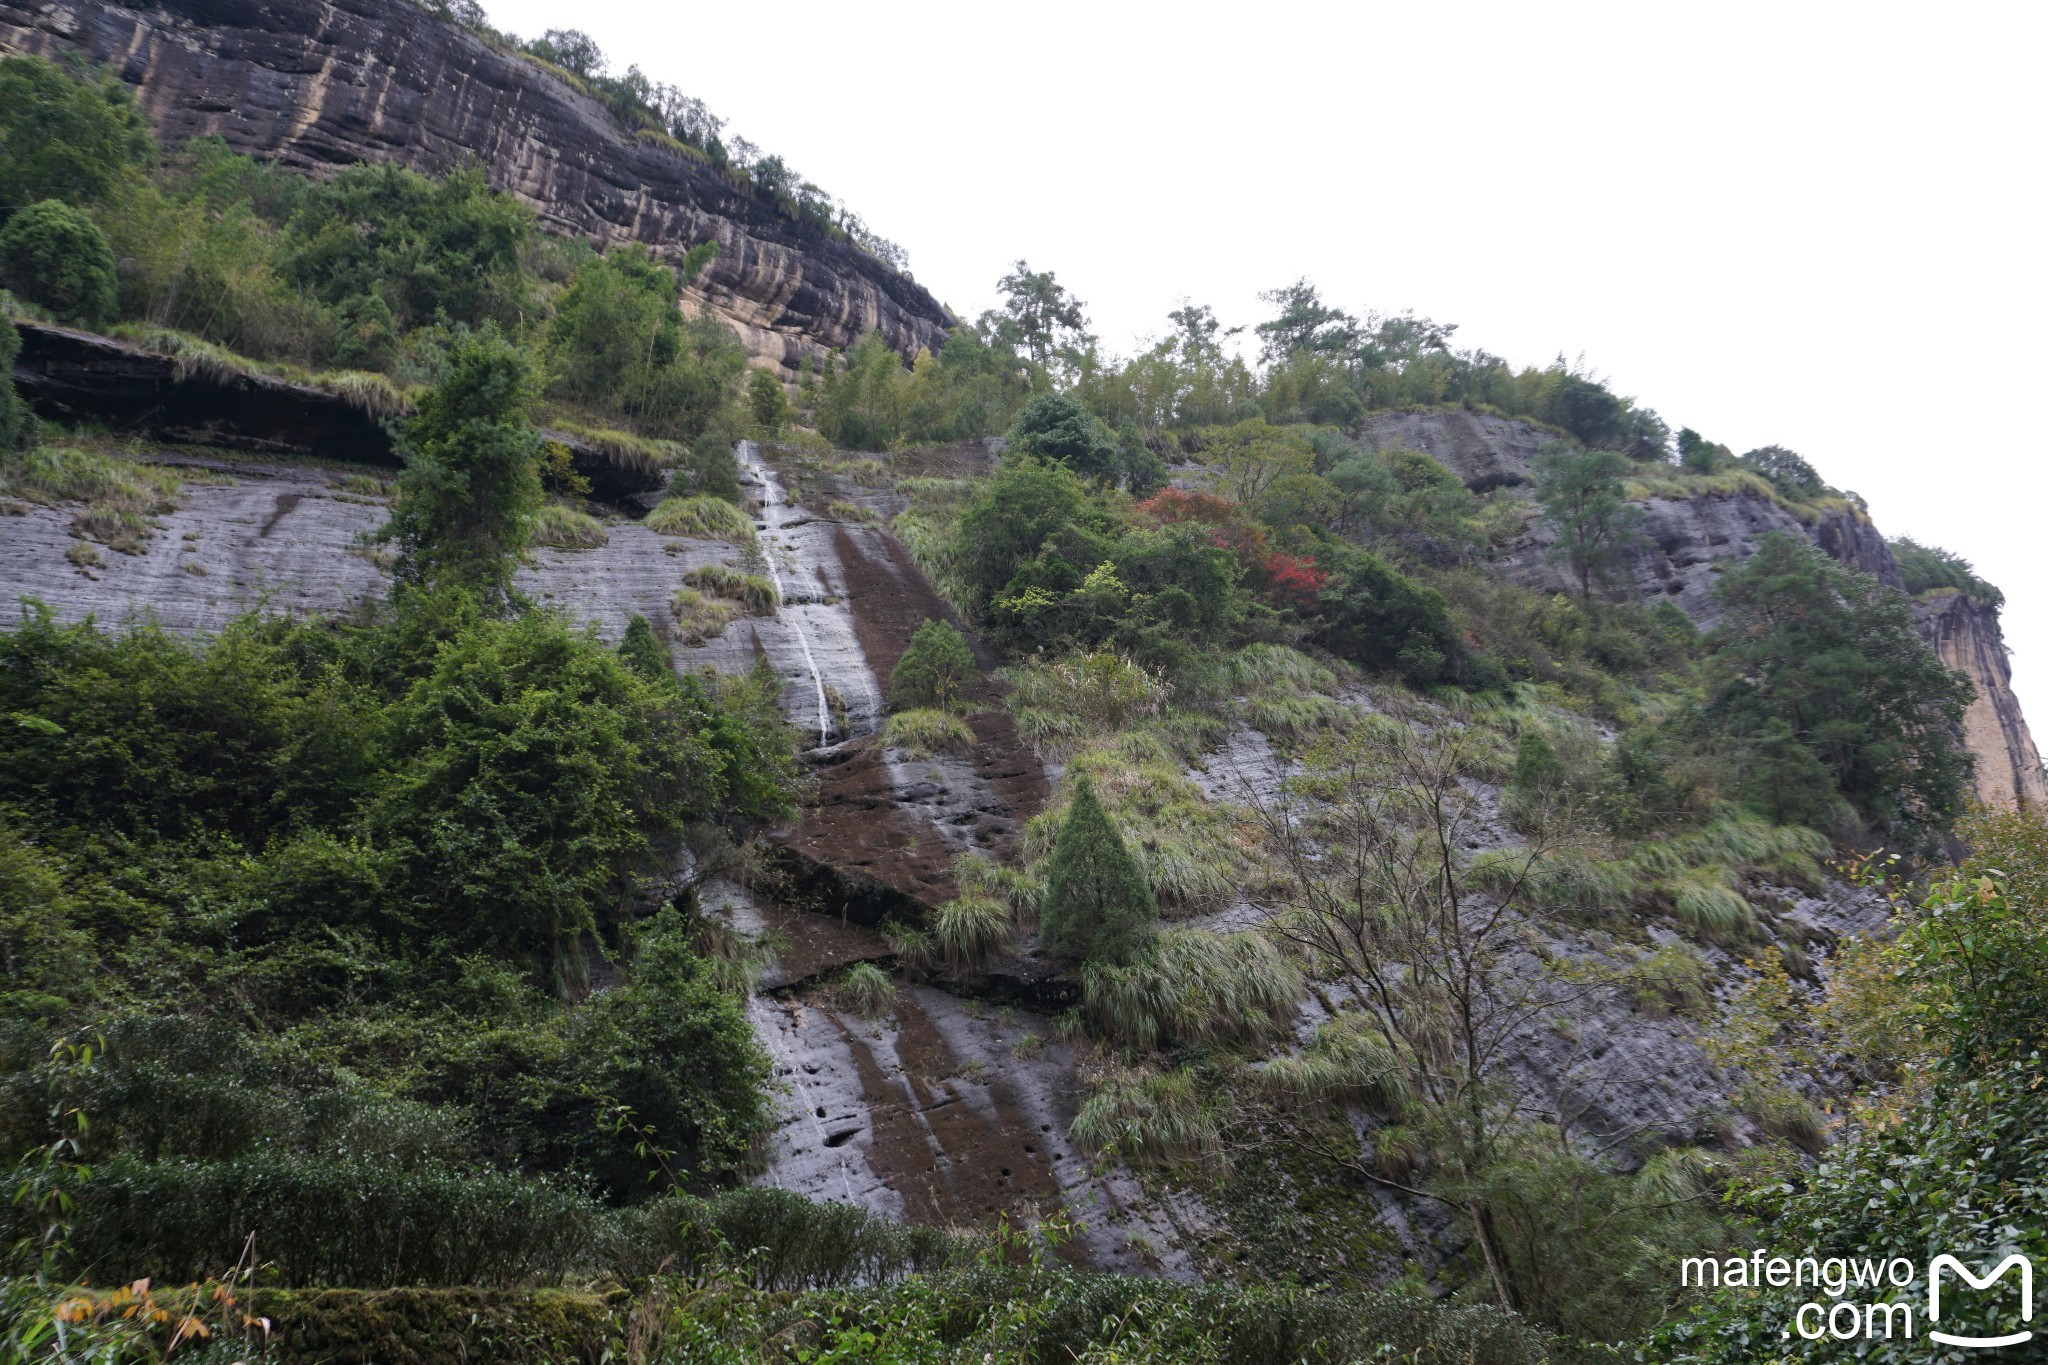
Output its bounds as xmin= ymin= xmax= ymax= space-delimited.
xmin=1929 ymin=1254 xmax=2034 ymax=1350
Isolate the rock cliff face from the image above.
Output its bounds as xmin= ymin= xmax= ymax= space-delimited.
xmin=1363 ymin=409 xmax=2042 ymax=804
xmin=1915 ymin=591 xmax=2048 ymax=808
xmin=0 ymin=0 xmax=952 ymax=377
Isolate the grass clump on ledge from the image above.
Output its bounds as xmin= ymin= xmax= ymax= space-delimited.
xmin=683 ymin=563 xmax=778 ymax=613
xmin=108 ymin=324 xmax=414 ymax=420
xmin=881 ymin=707 xmax=975 ymax=757
xmin=645 ymin=493 xmax=756 ymax=545
xmin=0 ymin=443 xmax=184 ymax=552
xmin=932 ymin=893 xmax=1011 ymax=976
xmin=830 ymin=961 xmax=897 ymax=1018
xmin=1081 ymin=928 xmax=1302 ymax=1051
xmin=529 ymin=502 xmax=608 ymax=549
xmin=1071 ymin=1064 xmax=1223 ymax=1168
xmin=671 ymin=587 xmax=743 ymax=644
xmin=544 ymin=418 xmax=676 ymax=476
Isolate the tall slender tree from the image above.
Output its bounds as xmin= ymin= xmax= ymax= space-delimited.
xmin=1039 ymin=777 xmax=1155 ymax=964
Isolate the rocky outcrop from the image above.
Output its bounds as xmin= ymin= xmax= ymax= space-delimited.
xmin=1365 ymin=408 xmax=2045 ymax=797
xmin=10 ymin=322 xmax=668 ymax=504
xmin=14 ymin=323 xmax=395 ymax=464
xmin=1364 ymin=408 xmax=1908 ymax=623
xmin=1360 ymin=408 xmax=1557 ymax=493
xmin=1915 ymin=591 xmax=2048 ymax=808
xmin=0 ymin=0 xmax=952 ymax=378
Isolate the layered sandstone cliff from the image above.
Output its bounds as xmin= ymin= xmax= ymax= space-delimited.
xmin=0 ymin=0 xmax=952 ymax=377
xmin=1916 ymin=591 xmax=2048 ymax=808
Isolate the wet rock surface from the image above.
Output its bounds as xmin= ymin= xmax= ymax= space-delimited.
xmin=748 ymin=974 xmax=1196 ymax=1275
xmin=0 ymin=0 xmax=951 ymax=379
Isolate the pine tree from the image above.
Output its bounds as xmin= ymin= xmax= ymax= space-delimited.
xmin=1039 ymin=776 xmax=1155 ymax=964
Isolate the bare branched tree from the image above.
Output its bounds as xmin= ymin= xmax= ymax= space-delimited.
xmin=1246 ymin=720 xmax=1628 ymax=1311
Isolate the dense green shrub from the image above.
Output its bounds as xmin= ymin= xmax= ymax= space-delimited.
xmin=279 ymin=163 xmax=534 ymax=366
xmin=381 ymin=331 xmax=543 ymax=601
xmin=1889 ymin=533 xmax=2003 ymax=606
xmin=547 ymin=241 xmax=740 ymax=438
xmin=889 ymin=618 xmax=976 ymax=710
xmin=0 ymin=200 xmax=118 ymax=326
xmin=0 ymin=56 xmax=156 ymax=222
xmin=1311 ymin=541 xmax=1466 ymax=686
xmin=1007 ymin=391 xmax=1120 ymax=482
xmin=13 ymin=1154 xmax=597 ymax=1286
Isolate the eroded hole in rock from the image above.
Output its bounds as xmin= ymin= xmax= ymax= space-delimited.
xmin=823 ymin=1128 xmax=861 ymax=1148
xmin=814 ymin=1106 xmax=827 ymax=1118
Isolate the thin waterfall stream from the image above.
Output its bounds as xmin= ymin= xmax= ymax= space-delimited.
xmin=738 ymin=440 xmax=835 ymax=746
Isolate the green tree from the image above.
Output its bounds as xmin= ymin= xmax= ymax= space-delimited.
xmin=1007 ymin=392 xmax=1118 ymax=481
xmin=547 ymin=242 xmax=740 ymax=438
xmin=955 ymin=457 xmax=1095 ymax=603
xmin=281 ymin=163 xmax=534 ymax=364
xmin=1039 ymin=777 xmax=1155 ymax=964
xmin=1532 ymin=442 xmax=1644 ymax=601
xmin=0 ymin=55 xmax=156 ymax=222
xmin=381 ymin=331 xmax=544 ymax=604
xmin=746 ymin=367 xmax=789 ymax=436
xmin=1656 ymin=812 xmax=2048 ymax=1362
xmin=1737 ymin=444 xmax=1827 ymax=500
xmin=888 ymin=619 xmax=976 ymax=712
xmin=983 ymin=259 xmax=1092 ymax=374
xmin=0 ymin=199 xmax=118 ymax=326
xmin=1208 ymin=418 xmax=1315 ymax=505
xmin=1675 ymin=427 xmax=1730 ymax=473
xmin=1703 ymin=533 xmax=1973 ymax=840
xmin=1254 ymin=279 xmax=1360 ymax=365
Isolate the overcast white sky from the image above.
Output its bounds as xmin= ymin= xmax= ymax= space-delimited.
xmin=487 ymin=0 xmax=2047 ymax=728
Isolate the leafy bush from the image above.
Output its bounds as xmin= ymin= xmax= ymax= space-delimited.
xmin=0 ymin=200 xmax=118 ymax=326
xmin=379 ymin=331 xmax=543 ymax=602
xmin=1702 ymin=533 xmax=1973 ymax=842
xmin=888 ymin=618 xmax=976 ymax=711
xmin=546 ymin=241 xmax=740 ymax=439
xmin=1007 ymin=391 xmax=1120 ymax=481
